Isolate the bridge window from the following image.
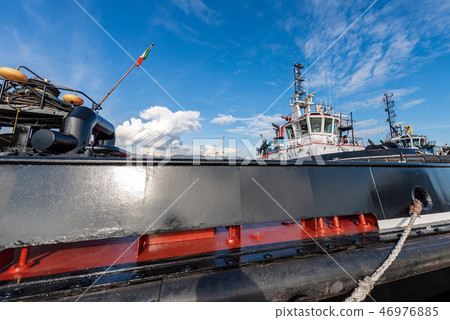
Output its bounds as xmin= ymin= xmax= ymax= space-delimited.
xmin=419 ymin=138 xmax=425 ymax=148
xmin=333 ymin=119 xmax=339 ymax=134
xmin=324 ymin=117 xmax=333 ymax=133
xmin=310 ymin=117 xmax=322 ymax=133
xmin=300 ymin=119 xmax=308 ymax=134
xmin=413 ymin=138 xmax=420 ymax=148
xmin=401 ymin=138 xmax=412 ymax=148
xmin=294 ymin=123 xmax=300 ymax=137
xmin=285 ymin=125 xmax=294 ymax=139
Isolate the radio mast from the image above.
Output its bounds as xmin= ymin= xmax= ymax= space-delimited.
xmin=383 ymin=93 xmax=401 ymax=138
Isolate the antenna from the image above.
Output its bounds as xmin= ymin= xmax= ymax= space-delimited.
xmin=221 ymin=136 xmax=225 ymax=158
xmin=351 ymin=112 xmax=354 ymax=144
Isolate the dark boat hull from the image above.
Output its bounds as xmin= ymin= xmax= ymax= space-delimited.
xmin=1 ymin=155 xmax=450 ymax=301
xmin=1 ymin=157 xmax=449 ymax=250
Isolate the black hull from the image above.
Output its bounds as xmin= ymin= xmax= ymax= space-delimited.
xmin=0 ymin=157 xmax=450 ymax=250
xmin=1 ymin=154 xmax=450 ymax=302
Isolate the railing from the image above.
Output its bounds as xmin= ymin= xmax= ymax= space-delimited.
xmin=342 ymin=137 xmax=364 ymax=147
xmin=297 ymin=134 xmax=364 ymax=147
xmin=0 ymin=77 xmax=100 ymax=111
xmin=257 ymin=133 xmax=365 ymax=157
xmin=284 ymin=134 xmax=365 ymax=149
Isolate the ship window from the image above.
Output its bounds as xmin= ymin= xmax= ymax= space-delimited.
xmin=300 ymin=119 xmax=308 ymax=134
xmin=324 ymin=118 xmax=333 ymax=133
xmin=413 ymin=138 xmax=420 ymax=147
xmin=419 ymin=138 xmax=425 ymax=147
xmin=294 ymin=123 xmax=300 ymax=137
xmin=310 ymin=117 xmax=322 ymax=133
xmin=333 ymin=119 xmax=339 ymax=134
xmin=401 ymin=138 xmax=412 ymax=148
xmin=285 ymin=125 xmax=294 ymax=139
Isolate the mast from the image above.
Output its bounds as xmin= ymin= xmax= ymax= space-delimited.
xmin=290 ymin=63 xmax=308 ymax=118
xmin=293 ymin=63 xmax=305 ymax=99
xmin=383 ymin=93 xmax=400 ymax=138
xmin=350 ymin=112 xmax=354 ymax=144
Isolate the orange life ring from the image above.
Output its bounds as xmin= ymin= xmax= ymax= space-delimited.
xmin=0 ymin=67 xmax=28 ymax=82
xmin=62 ymin=94 xmax=84 ymax=106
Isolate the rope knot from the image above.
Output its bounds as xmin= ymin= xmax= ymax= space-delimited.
xmin=409 ymin=199 xmax=423 ymax=218
xmin=344 ymin=276 xmax=375 ymax=302
xmin=358 ymin=276 xmax=375 ymax=292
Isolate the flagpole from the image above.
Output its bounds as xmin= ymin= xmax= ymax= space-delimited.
xmin=98 ymin=43 xmax=154 ymax=107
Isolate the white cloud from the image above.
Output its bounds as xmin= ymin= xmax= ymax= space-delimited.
xmin=352 ymin=118 xmax=387 ymax=139
xmin=115 ymin=106 xmax=201 ymax=155
xmin=281 ymin=0 xmax=450 ymax=99
xmin=116 ymin=114 xmax=239 ymax=157
xmin=226 ymin=114 xmax=283 ymax=138
xmin=340 ymin=87 xmax=421 ymax=112
xmin=210 ymin=114 xmax=237 ymax=125
xmin=392 ymin=87 xmax=421 ymax=98
xmin=401 ymin=99 xmax=425 ymax=110
xmin=138 ymin=106 xmax=200 ymax=134
xmin=210 ymin=113 xmax=283 ymax=137
xmin=354 ymin=118 xmax=378 ymax=127
xmin=354 ymin=126 xmax=386 ymax=137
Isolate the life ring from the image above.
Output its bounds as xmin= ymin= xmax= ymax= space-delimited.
xmin=62 ymin=94 xmax=84 ymax=106
xmin=0 ymin=67 xmax=28 ymax=82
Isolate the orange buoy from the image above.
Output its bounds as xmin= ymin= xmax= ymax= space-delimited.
xmin=62 ymin=94 xmax=84 ymax=106
xmin=0 ymin=67 xmax=28 ymax=82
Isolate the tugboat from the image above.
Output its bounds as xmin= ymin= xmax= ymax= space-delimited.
xmin=257 ymin=63 xmax=365 ymax=160
xmin=0 ymin=65 xmax=450 ymax=302
xmin=381 ymin=93 xmax=447 ymax=155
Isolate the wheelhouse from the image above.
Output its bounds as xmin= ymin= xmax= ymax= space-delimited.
xmin=394 ymin=136 xmax=427 ymax=149
xmin=282 ymin=114 xmax=341 ymax=138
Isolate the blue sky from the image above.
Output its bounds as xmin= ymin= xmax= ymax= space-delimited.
xmin=1 ymin=0 xmax=449 ymax=157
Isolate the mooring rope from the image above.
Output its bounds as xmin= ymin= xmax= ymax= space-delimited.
xmin=345 ymin=199 xmax=423 ymax=302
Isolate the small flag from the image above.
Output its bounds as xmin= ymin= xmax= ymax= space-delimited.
xmin=137 ymin=44 xmax=153 ymax=67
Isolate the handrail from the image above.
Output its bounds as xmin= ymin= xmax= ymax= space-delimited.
xmin=0 ymin=77 xmax=100 ymax=111
xmin=16 ymin=66 xmax=44 ymax=79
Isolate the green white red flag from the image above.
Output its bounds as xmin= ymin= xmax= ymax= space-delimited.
xmin=137 ymin=45 xmax=152 ymax=67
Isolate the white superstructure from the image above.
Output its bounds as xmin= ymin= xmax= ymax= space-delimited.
xmin=257 ymin=63 xmax=365 ymax=160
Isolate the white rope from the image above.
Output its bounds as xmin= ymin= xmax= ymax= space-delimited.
xmin=345 ymin=199 xmax=423 ymax=302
